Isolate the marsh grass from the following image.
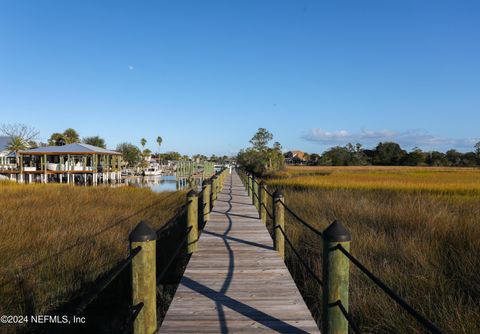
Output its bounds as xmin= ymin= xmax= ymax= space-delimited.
xmin=0 ymin=181 xmax=185 ymax=331
xmin=267 ymin=166 xmax=480 ymax=195
xmin=264 ymin=167 xmax=480 ymax=334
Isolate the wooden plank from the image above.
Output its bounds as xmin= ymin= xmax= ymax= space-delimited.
xmin=160 ymin=171 xmax=320 ymax=333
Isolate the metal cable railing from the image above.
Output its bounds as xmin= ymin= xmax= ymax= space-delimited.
xmin=71 ymin=246 xmax=142 ymax=316
xmin=336 ymin=244 xmax=444 ymax=334
xmin=264 ymin=187 xmax=274 ymax=198
xmin=252 ymin=190 xmax=260 ymax=201
xmin=120 ymin=302 xmax=144 ymax=334
xmin=262 ymin=203 xmax=273 ymax=219
xmin=157 ymin=226 xmax=193 ymax=284
xmin=276 ymin=225 xmax=323 ymax=287
xmin=332 ymin=300 xmax=361 ymax=334
xmin=279 ymin=201 xmax=323 ymax=237
xmin=156 ymin=204 xmax=188 ymax=237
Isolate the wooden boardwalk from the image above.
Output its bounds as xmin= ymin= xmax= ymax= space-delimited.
xmin=160 ymin=171 xmax=320 ymax=333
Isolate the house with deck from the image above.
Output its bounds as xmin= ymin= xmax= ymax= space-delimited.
xmin=0 ymin=143 xmax=123 ymax=184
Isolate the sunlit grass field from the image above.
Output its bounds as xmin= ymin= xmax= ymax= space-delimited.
xmin=265 ymin=166 xmax=480 ymax=334
xmin=0 ymin=181 xmax=184 ymax=332
xmin=267 ymin=166 xmax=480 ymax=195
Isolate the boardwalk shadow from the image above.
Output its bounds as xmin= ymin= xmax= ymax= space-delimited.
xmin=202 ymin=230 xmax=272 ymax=251
xmin=181 ymin=276 xmax=309 ymax=334
xmin=211 ymin=211 xmax=259 ymax=220
xmin=216 ymin=199 xmax=252 ymax=206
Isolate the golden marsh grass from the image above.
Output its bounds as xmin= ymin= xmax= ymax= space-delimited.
xmin=268 ymin=166 xmax=480 ymax=195
xmin=265 ymin=166 xmax=480 ymax=333
xmin=0 ymin=181 xmax=184 ymax=323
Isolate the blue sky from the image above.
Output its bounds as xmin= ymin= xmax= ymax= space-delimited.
xmin=0 ymin=1 xmax=479 ymax=155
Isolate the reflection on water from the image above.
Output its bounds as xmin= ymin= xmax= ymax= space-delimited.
xmin=124 ymin=175 xmax=203 ymax=192
xmin=124 ymin=175 xmax=178 ymax=192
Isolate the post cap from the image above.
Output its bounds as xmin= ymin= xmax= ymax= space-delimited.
xmin=129 ymin=221 xmax=157 ymax=242
xmin=323 ymin=220 xmax=351 ymax=242
xmin=273 ymin=189 xmax=284 ymax=198
xmin=187 ymin=189 xmax=198 ymax=198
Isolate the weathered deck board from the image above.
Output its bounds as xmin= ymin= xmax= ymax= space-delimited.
xmin=160 ymin=171 xmax=320 ymax=333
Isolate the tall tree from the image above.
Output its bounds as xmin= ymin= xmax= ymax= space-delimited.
xmin=116 ymin=143 xmax=141 ymax=167
xmin=82 ymin=136 xmax=106 ymax=148
xmin=373 ymin=142 xmax=406 ymax=165
xmin=158 ymin=152 xmax=181 ymax=161
xmin=156 ymin=136 xmax=162 ymax=152
xmin=401 ymin=147 xmax=426 ymax=166
xmin=249 ymin=128 xmax=273 ymax=152
xmin=63 ymin=128 xmax=80 ymax=144
xmin=446 ymin=149 xmax=462 ymax=166
xmin=140 ymin=138 xmax=147 ymax=149
xmin=238 ymin=128 xmax=284 ymax=175
xmin=48 ymin=133 xmax=66 ymax=146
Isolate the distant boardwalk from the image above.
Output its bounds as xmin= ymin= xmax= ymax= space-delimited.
xmin=160 ymin=171 xmax=320 ymax=333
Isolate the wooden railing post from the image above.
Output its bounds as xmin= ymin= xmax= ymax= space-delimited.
xmin=129 ymin=221 xmax=157 ymax=334
xmin=187 ymin=190 xmax=199 ymax=254
xmin=212 ymin=175 xmax=218 ymax=206
xmin=248 ymin=174 xmax=252 ymax=198
xmin=273 ymin=190 xmax=285 ymax=259
xmin=322 ymin=220 xmax=351 ymax=334
xmin=219 ymin=170 xmax=224 ymax=191
xmin=259 ymin=181 xmax=267 ymax=224
xmin=202 ymin=179 xmax=211 ymax=224
xmin=252 ymin=176 xmax=259 ymax=210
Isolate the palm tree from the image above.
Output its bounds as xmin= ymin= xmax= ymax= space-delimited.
xmin=156 ymin=136 xmax=162 ymax=153
xmin=63 ymin=128 xmax=80 ymax=144
xmin=48 ymin=133 xmax=66 ymax=146
xmin=7 ymin=136 xmax=28 ymax=152
xmin=82 ymin=136 xmax=106 ymax=148
xmin=140 ymin=138 xmax=147 ymax=149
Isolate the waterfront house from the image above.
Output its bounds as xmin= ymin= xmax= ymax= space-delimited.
xmin=10 ymin=143 xmax=123 ymax=184
xmin=284 ymin=150 xmax=307 ymax=165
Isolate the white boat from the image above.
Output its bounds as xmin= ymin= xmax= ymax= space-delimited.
xmin=143 ymin=163 xmax=163 ymax=176
xmin=143 ymin=168 xmax=162 ymax=176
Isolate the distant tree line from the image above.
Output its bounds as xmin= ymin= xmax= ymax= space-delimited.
xmin=302 ymin=141 xmax=480 ymax=167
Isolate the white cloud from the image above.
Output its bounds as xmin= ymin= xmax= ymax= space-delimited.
xmin=302 ymin=128 xmax=479 ymax=150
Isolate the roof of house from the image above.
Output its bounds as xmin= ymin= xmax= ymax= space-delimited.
xmin=285 ymin=150 xmax=306 ymax=160
xmin=19 ymin=143 xmax=121 ymax=155
xmin=0 ymin=136 xmax=12 ymax=152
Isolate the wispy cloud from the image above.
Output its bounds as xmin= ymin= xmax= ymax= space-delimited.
xmin=302 ymin=128 xmax=479 ymax=151
xmin=128 ymin=65 xmax=134 ymax=71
